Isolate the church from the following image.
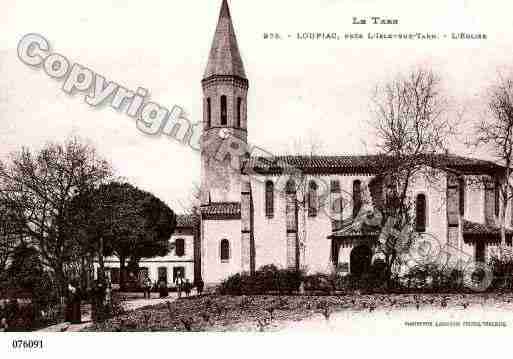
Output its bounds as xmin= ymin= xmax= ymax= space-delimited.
xmin=100 ymin=0 xmax=513 ymax=289
xmin=195 ymin=0 xmax=513 ymax=286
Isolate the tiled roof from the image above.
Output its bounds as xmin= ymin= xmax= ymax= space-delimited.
xmin=463 ymin=220 xmax=513 ymax=242
xmin=244 ymin=154 xmax=505 ymax=176
xmin=200 ymin=202 xmax=241 ymax=220
xmin=328 ymin=213 xmax=381 ymax=238
xmin=329 ymin=217 xmax=513 ymax=242
xmin=176 ymin=214 xmax=194 ymax=228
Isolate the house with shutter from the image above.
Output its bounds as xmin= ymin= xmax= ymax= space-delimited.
xmin=101 ymin=214 xmax=198 ymax=289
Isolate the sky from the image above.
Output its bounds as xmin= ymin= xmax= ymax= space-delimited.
xmin=1 ymin=0 xmax=513 ymax=211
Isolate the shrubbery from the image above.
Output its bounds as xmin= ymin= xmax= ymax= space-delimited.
xmin=303 ymin=273 xmax=334 ymax=294
xmin=0 ymin=245 xmax=60 ymax=330
xmin=402 ymin=263 xmax=465 ymax=292
xmin=220 ymin=262 xmax=392 ymax=295
xmin=302 ymin=261 xmax=389 ymax=294
xmin=219 ymin=265 xmax=304 ymax=295
xmin=489 ymin=254 xmax=513 ymax=290
xmin=219 ymin=259 xmax=512 ymax=296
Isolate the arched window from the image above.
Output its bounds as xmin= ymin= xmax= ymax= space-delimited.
xmin=265 ymin=180 xmax=274 ymax=218
xmin=416 ymin=193 xmax=427 ymax=232
xmin=175 ymin=238 xmax=185 ymax=257
xmin=220 ymin=239 xmax=230 ymax=262
xmin=476 ymin=242 xmax=485 ymax=263
xmin=495 ymin=179 xmax=500 ymax=217
xmin=220 ymin=95 xmax=227 ymax=126
xmin=352 ymin=180 xmax=362 ymax=218
xmin=308 ymin=181 xmax=318 ymax=217
xmin=206 ymin=98 xmax=211 ymax=128
xmin=330 ymin=180 xmax=340 ymax=193
xmin=285 ymin=179 xmax=297 ymax=232
xmin=330 ymin=180 xmax=342 ymax=229
xmin=459 ymin=178 xmax=465 ymax=216
xmin=237 ymin=97 xmax=242 ymax=128
xmin=286 ymin=179 xmax=296 ymax=194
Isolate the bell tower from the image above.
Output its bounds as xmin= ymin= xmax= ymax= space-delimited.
xmin=201 ymin=0 xmax=249 ymax=204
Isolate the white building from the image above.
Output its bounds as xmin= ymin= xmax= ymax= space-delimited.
xmin=197 ymin=0 xmax=513 ymax=285
xmin=99 ymin=214 xmax=197 ymax=289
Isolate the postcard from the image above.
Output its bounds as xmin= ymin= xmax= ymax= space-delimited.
xmin=0 ymin=0 xmax=512 ymax=357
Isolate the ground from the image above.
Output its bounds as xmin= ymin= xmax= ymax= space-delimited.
xmin=37 ymin=292 xmax=179 ymax=332
xmin=82 ymin=293 xmax=513 ymax=333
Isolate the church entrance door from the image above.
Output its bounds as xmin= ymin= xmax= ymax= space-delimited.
xmin=350 ymin=245 xmax=372 ymax=277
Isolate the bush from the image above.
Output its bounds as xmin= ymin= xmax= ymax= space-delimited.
xmin=304 ymin=273 xmax=334 ymax=294
xmin=105 ymin=292 xmax=126 ymax=319
xmin=489 ymin=254 xmax=513 ymax=291
xmin=219 ymin=266 xmax=304 ymax=295
xmin=2 ymin=245 xmax=59 ymax=309
xmin=0 ymin=300 xmax=43 ymax=331
xmin=402 ymin=263 xmax=465 ymax=292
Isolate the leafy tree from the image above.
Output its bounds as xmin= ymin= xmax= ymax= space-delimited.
xmin=66 ymin=182 xmax=176 ymax=290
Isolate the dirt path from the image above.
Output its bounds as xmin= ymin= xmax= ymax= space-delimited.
xmin=37 ymin=294 xmax=179 ymax=332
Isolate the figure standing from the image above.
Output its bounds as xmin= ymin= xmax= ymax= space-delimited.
xmin=184 ymin=279 xmax=192 ymax=297
xmin=91 ymin=279 xmax=106 ymax=323
xmin=0 ymin=301 xmax=7 ymax=332
xmin=143 ymin=274 xmax=152 ymax=299
xmin=175 ymin=274 xmax=183 ymax=299
xmin=158 ymin=278 xmax=168 ymax=298
xmin=0 ymin=317 xmax=8 ymax=332
xmin=67 ymin=281 xmax=82 ymax=324
xmin=196 ymin=279 xmax=204 ymax=296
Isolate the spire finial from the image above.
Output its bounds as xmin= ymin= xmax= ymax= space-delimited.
xmin=220 ymin=0 xmax=231 ymax=19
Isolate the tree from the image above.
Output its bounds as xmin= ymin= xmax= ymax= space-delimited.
xmin=0 ymin=138 xmax=113 ymax=296
xmin=287 ymin=133 xmax=326 ymax=273
xmin=67 ymin=182 xmax=176 ymax=291
xmin=0 ymin=207 xmax=20 ymax=274
xmin=472 ymin=73 xmax=513 ymax=255
xmin=369 ymin=68 xmax=454 ymax=282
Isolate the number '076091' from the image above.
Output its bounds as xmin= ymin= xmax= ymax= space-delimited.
xmin=12 ymin=339 xmax=43 ymax=350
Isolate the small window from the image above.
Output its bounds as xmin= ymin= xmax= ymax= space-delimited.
xmin=220 ymin=95 xmax=227 ymax=126
xmin=206 ymin=98 xmax=211 ymax=128
xmin=459 ymin=178 xmax=465 ymax=216
xmin=175 ymin=238 xmax=185 ymax=257
xmin=220 ymin=239 xmax=230 ymax=262
xmin=352 ymin=180 xmax=362 ymax=218
xmin=265 ymin=181 xmax=274 ymax=218
xmin=158 ymin=267 xmax=168 ymax=286
xmin=308 ymin=181 xmax=318 ymax=217
xmin=237 ymin=97 xmax=242 ymax=128
xmin=416 ymin=193 xmax=427 ymax=232
xmin=110 ymin=268 xmax=120 ymax=285
xmin=173 ymin=267 xmax=185 ymax=283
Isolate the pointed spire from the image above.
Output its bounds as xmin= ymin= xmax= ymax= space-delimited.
xmin=204 ymin=0 xmax=246 ymax=79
